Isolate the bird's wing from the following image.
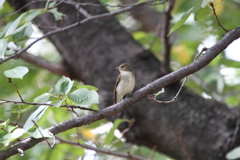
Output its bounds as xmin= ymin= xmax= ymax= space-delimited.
xmin=113 ymin=74 xmax=121 ymax=104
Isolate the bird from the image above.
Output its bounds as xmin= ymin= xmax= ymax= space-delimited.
xmin=113 ymin=63 xmax=136 ymax=104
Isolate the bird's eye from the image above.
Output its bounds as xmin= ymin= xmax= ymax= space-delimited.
xmin=121 ymin=66 xmax=124 ymax=68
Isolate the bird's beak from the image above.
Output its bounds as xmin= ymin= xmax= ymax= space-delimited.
xmin=114 ymin=67 xmax=119 ymax=70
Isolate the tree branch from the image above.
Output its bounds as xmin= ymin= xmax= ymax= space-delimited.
xmin=161 ymin=0 xmax=175 ymax=75
xmin=19 ymin=52 xmax=70 ymax=77
xmin=1 ymin=27 xmax=240 ymax=159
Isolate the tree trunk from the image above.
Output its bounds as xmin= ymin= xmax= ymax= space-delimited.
xmin=7 ymin=0 xmax=240 ymax=159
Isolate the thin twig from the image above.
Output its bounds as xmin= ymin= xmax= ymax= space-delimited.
xmin=32 ymin=120 xmax=53 ymax=149
xmin=161 ymin=0 xmax=175 ymax=75
xmin=0 ymin=99 xmax=98 ymax=112
xmin=148 ymin=77 xmax=187 ymax=103
xmin=56 ymin=137 xmax=145 ymax=160
xmin=210 ymin=3 xmax=228 ymax=33
xmin=148 ymin=47 xmax=207 ymax=104
xmin=176 ymin=129 xmax=191 ymax=160
xmin=7 ymin=78 xmax=25 ymax=102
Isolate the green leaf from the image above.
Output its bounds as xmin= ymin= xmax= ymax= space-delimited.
xmin=0 ymin=119 xmax=10 ymax=128
xmin=169 ymin=4 xmax=199 ymax=35
xmin=104 ymin=119 xmax=129 ymax=145
xmin=28 ymin=127 xmax=53 ymax=139
xmin=53 ymin=76 xmax=74 ymax=95
xmin=34 ymin=93 xmax=51 ymax=102
xmin=154 ymin=88 xmax=165 ymax=97
xmin=0 ymin=23 xmax=12 ymax=38
xmin=5 ymin=14 xmax=24 ymax=37
xmin=53 ymin=97 xmax=66 ymax=108
xmin=23 ymin=9 xmax=42 ymax=22
xmin=10 ymin=128 xmax=24 ymax=141
xmin=46 ymin=1 xmax=56 ymax=8
xmin=12 ymin=24 xmax=33 ymax=41
xmin=45 ymin=1 xmax=54 ymax=8
xmin=226 ymin=146 xmax=240 ymax=159
xmin=0 ymin=124 xmax=20 ymax=146
xmin=194 ymin=7 xmax=212 ymax=24
xmin=68 ymin=88 xmax=99 ymax=106
xmin=48 ymin=8 xmax=64 ymax=20
xmin=5 ymin=48 xmax=15 ymax=56
xmin=23 ymin=105 xmax=49 ymax=132
xmin=220 ymin=59 xmax=240 ymax=68
xmin=201 ymin=0 xmax=214 ymax=8
xmin=4 ymin=66 xmax=29 ymax=79
xmin=0 ymin=39 xmax=7 ymax=59
xmin=0 ymin=131 xmax=11 ymax=146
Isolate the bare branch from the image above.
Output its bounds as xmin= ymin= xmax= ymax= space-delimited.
xmin=210 ymin=2 xmax=228 ymax=33
xmin=0 ymin=27 xmax=240 ymax=159
xmin=7 ymin=79 xmax=25 ymax=102
xmin=161 ymin=0 xmax=175 ymax=75
xmin=19 ymin=52 xmax=70 ymax=77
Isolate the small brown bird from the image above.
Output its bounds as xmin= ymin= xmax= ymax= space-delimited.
xmin=114 ymin=63 xmax=136 ymax=104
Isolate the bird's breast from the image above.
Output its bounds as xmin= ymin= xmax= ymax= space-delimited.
xmin=116 ymin=71 xmax=135 ymax=96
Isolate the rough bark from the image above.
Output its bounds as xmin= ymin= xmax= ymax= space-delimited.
xmin=7 ymin=0 xmax=240 ymax=160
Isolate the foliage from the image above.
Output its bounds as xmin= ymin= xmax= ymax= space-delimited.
xmin=0 ymin=0 xmax=240 ymax=159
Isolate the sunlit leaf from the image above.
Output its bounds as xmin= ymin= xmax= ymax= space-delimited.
xmin=24 ymin=9 xmax=42 ymax=22
xmin=77 ymin=85 xmax=98 ymax=91
xmin=0 ymin=131 xmax=11 ymax=146
xmin=68 ymin=88 xmax=99 ymax=106
xmin=0 ymin=39 xmax=7 ymax=59
xmin=53 ymin=76 xmax=74 ymax=95
xmin=23 ymin=105 xmax=49 ymax=132
xmin=169 ymin=4 xmax=199 ymax=35
xmin=4 ymin=14 xmax=24 ymax=37
xmin=53 ymin=97 xmax=66 ymax=108
xmin=11 ymin=128 xmax=24 ymax=140
xmin=4 ymin=66 xmax=29 ymax=79
xmin=12 ymin=24 xmax=33 ymax=41
xmin=0 ymin=119 xmax=10 ymax=128
xmin=34 ymin=93 xmax=51 ymax=102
